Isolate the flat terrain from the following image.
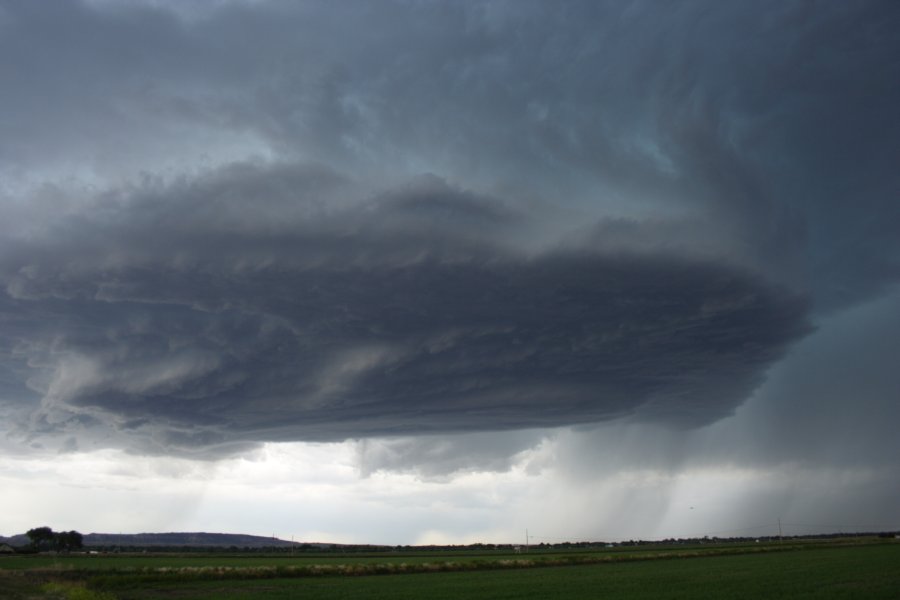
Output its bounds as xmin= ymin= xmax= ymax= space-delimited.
xmin=1 ymin=539 xmax=898 ymax=599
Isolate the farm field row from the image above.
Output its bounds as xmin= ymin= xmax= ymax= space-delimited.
xmin=0 ymin=546 xmax=772 ymax=571
xmin=104 ymin=543 xmax=900 ymax=600
xmin=0 ymin=537 xmax=872 ymax=572
xmin=1 ymin=540 xmax=897 ymax=599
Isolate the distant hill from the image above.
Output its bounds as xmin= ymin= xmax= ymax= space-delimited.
xmin=0 ymin=532 xmax=305 ymax=549
xmin=0 ymin=534 xmax=28 ymax=547
xmin=82 ymin=532 xmax=298 ymax=548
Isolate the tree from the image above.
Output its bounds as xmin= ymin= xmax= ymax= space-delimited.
xmin=25 ymin=527 xmax=83 ymax=552
xmin=56 ymin=530 xmax=83 ymax=551
xmin=26 ymin=526 xmax=55 ymax=550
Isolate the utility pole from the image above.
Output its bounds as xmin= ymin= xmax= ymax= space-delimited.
xmin=778 ymin=519 xmax=783 ymax=544
xmin=525 ymin=529 xmax=529 ymax=553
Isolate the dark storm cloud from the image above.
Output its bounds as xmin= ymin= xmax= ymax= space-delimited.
xmin=1 ymin=0 xmax=897 ymax=458
xmin=0 ymin=163 xmax=809 ymax=455
xmin=696 ymin=289 xmax=900 ymax=470
xmin=2 ymin=0 xmax=897 ymax=307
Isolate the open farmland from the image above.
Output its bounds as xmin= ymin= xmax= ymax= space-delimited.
xmin=1 ymin=538 xmax=898 ymax=599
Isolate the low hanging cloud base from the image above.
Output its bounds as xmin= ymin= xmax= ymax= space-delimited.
xmin=0 ymin=172 xmax=810 ymax=457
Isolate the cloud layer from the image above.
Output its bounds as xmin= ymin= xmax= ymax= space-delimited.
xmin=0 ymin=164 xmax=810 ymax=455
xmin=1 ymin=0 xmax=898 ymax=462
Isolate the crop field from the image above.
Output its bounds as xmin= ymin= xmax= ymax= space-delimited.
xmin=1 ymin=539 xmax=898 ymax=599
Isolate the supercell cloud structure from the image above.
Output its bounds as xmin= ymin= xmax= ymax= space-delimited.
xmin=0 ymin=0 xmax=898 ymax=465
xmin=0 ymin=166 xmax=810 ymax=454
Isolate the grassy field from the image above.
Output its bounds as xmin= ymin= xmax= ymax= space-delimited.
xmin=1 ymin=539 xmax=898 ymax=599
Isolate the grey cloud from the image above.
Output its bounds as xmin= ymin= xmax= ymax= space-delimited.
xmin=1 ymin=0 xmax=897 ymax=464
xmin=694 ymin=288 xmax=900 ymax=470
xmin=0 ymin=163 xmax=810 ymax=455
xmin=3 ymin=0 xmax=897 ymax=309
xmin=356 ymin=430 xmax=545 ymax=480
xmin=503 ymin=288 xmax=900 ymax=487
xmin=352 ymin=289 xmax=900 ymax=501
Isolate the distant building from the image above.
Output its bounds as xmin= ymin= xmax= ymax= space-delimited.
xmin=0 ymin=544 xmax=15 ymax=554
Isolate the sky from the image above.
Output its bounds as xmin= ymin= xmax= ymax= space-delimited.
xmin=1 ymin=0 xmax=898 ymax=545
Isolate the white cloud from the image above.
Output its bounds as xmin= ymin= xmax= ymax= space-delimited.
xmin=4 ymin=431 xmax=896 ymax=544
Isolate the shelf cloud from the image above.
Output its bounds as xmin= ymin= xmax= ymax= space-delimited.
xmin=0 ymin=0 xmax=897 ymax=469
xmin=1 ymin=164 xmax=810 ymax=456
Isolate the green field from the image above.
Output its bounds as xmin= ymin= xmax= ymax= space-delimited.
xmin=2 ymin=540 xmax=898 ymax=599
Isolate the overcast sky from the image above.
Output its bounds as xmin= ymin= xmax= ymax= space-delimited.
xmin=1 ymin=0 xmax=898 ymax=544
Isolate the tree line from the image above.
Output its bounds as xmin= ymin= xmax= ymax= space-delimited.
xmin=25 ymin=526 xmax=83 ymax=552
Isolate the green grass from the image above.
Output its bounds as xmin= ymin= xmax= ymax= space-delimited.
xmin=0 ymin=539 xmax=842 ymax=572
xmin=102 ymin=543 xmax=900 ymax=600
xmin=2 ymin=540 xmax=898 ymax=599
